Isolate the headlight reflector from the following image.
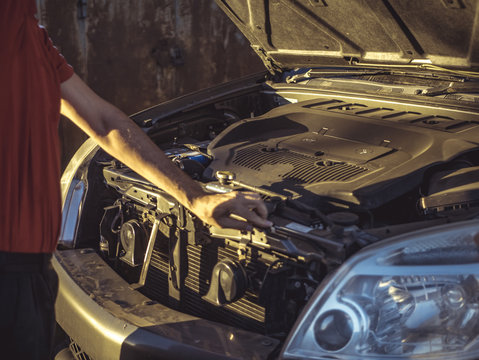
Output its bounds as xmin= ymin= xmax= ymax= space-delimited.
xmin=282 ymin=221 xmax=479 ymax=360
xmin=314 ymin=310 xmax=353 ymax=351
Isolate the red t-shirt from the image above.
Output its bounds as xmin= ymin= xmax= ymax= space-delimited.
xmin=0 ymin=1 xmax=74 ymax=253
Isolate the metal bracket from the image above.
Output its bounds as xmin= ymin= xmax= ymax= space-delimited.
xmin=130 ymin=218 xmax=160 ymax=290
xmin=251 ymin=46 xmax=282 ymax=76
xmin=237 ymin=237 xmax=250 ymax=262
xmin=168 ymin=226 xmax=185 ymax=303
xmin=168 ymin=207 xmax=189 ymax=303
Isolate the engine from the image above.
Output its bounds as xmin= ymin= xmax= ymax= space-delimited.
xmin=95 ymin=100 xmax=479 ymax=338
xmin=100 ymin=161 xmax=339 ymax=336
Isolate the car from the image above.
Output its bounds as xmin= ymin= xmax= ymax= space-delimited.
xmin=56 ymin=1 xmax=479 ymax=359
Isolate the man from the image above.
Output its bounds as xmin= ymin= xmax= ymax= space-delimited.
xmin=0 ymin=1 xmax=271 ymax=358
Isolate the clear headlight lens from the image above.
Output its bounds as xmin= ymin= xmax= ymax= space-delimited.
xmin=282 ymin=221 xmax=479 ymax=359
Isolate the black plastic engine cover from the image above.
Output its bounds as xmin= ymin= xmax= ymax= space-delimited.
xmin=206 ymin=99 xmax=479 ymax=209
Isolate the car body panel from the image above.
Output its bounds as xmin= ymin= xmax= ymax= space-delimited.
xmin=216 ymin=0 xmax=479 ymax=72
xmin=54 ymin=249 xmax=279 ymax=360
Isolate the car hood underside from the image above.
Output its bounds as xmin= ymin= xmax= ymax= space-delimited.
xmin=215 ymin=0 xmax=479 ymax=72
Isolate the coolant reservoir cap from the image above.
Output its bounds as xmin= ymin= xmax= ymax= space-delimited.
xmin=327 ymin=212 xmax=359 ymax=226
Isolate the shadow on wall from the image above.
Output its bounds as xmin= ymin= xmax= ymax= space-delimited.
xmin=36 ymin=0 xmax=264 ymax=170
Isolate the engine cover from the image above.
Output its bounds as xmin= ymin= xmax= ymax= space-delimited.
xmin=206 ymin=101 xmax=479 ymax=209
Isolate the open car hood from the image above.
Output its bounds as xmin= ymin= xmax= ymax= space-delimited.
xmin=215 ymin=0 xmax=479 ymax=73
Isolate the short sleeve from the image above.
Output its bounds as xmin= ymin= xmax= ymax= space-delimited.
xmin=39 ymin=25 xmax=74 ymax=83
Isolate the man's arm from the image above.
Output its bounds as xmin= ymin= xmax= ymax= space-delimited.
xmin=60 ymin=73 xmax=272 ymax=230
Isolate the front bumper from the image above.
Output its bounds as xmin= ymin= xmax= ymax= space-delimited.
xmin=54 ymin=249 xmax=279 ymax=360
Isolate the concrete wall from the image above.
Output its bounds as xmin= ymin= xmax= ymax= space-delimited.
xmin=36 ymin=0 xmax=264 ymax=169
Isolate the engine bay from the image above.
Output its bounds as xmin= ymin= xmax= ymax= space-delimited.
xmin=83 ymin=96 xmax=479 ymax=339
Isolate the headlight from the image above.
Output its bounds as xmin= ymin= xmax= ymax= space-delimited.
xmin=282 ymin=220 xmax=479 ymax=360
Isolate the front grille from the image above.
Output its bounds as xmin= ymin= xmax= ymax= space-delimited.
xmin=183 ymin=244 xmax=266 ymax=329
xmin=69 ymin=339 xmax=93 ymax=360
xmin=143 ymin=240 xmax=284 ymax=334
xmin=233 ymin=144 xmax=368 ymax=183
xmin=144 ymin=254 xmax=169 ymax=304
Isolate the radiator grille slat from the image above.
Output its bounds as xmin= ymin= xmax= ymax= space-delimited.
xmin=144 ymin=242 xmax=270 ymax=334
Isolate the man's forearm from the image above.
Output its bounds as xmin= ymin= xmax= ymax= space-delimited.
xmin=60 ymin=76 xmax=205 ymax=211
xmin=60 ymin=73 xmax=272 ymax=230
xmin=93 ymin=107 xmax=206 ymax=211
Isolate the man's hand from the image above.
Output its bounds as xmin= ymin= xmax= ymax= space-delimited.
xmin=60 ymin=73 xmax=273 ymax=231
xmin=190 ymin=192 xmax=273 ymax=231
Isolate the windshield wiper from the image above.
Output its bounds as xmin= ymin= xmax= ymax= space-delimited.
xmin=352 ymin=62 xmax=479 ymax=79
xmin=285 ymin=68 xmax=470 ymax=84
xmin=285 ymin=68 xmax=389 ymax=83
xmin=420 ymin=82 xmax=479 ymax=96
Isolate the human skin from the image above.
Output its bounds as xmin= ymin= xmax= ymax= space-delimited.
xmin=60 ymin=73 xmax=273 ymax=231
